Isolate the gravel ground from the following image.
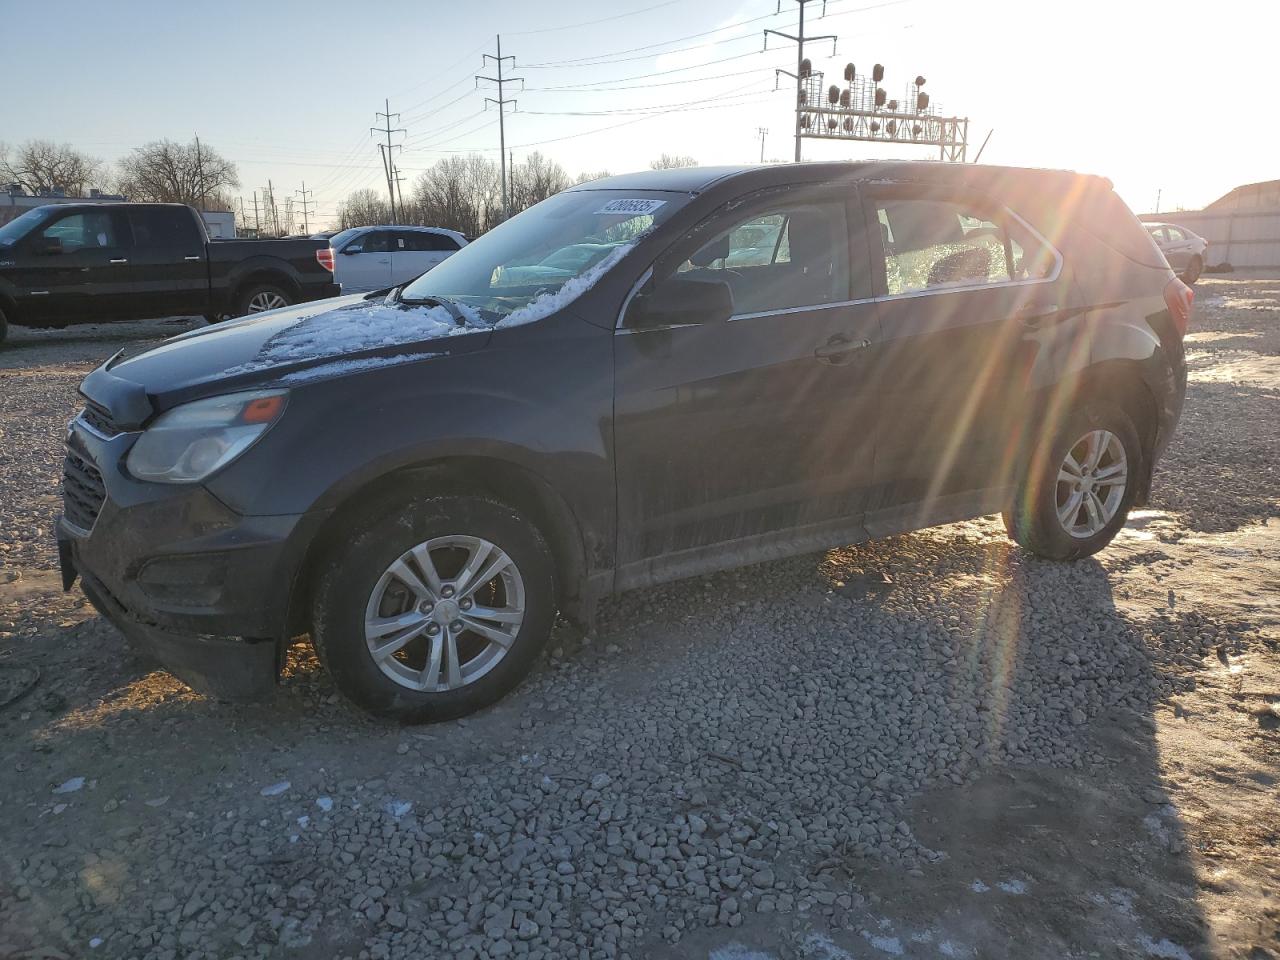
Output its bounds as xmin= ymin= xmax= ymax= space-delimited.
xmin=1 ymin=285 xmax=1277 ymax=960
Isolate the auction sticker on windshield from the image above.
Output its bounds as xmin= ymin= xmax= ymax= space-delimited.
xmin=595 ymin=198 xmax=667 ymax=215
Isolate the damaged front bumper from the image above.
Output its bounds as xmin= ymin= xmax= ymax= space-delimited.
xmin=56 ymin=420 xmax=325 ymax=700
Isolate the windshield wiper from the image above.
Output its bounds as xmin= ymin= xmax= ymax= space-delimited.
xmin=397 ymin=290 xmax=470 ymax=325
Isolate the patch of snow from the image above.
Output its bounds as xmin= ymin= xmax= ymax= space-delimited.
xmin=53 ymin=777 xmax=84 ymax=794
xmin=277 ymin=352 xmax=429 ymax=384
xmin=144 ymin=796 xmax=169 ymax=808
xmin=296 ymin=815 xmax=310 ymax=828
xmin=802 ymin=933 xmax=856 ymax=959
xmin=497 ymin=242 xmax=636 ymax=329
xmin=1138 ymin=935 xmax=1193 ymax=960
xmin=89 ymin=938 xmax=103 ymax=949
xmin=861 ymin=931 xmax=905 ymax=956
xmin=997 ymin=878 xmax=1028 ymax=894
xmin=225 ymin=299 xmax=478 ymax=377
xmin=939 ymin=941 xmax=968 ymax=958
xmin=969 ymin=879 xmax=989 ymax=893
xmin=383 ymin=799 xmax=413 ymax=820
xmin=315 ymin=796 xmax=333 ymax=812
xmin=52 ymin=803 xmax=68 ymax=815
xmin=710 ymin=946 xmax=777 ymax=960
xmin=260 ymin=781 xmax=291 ymax=797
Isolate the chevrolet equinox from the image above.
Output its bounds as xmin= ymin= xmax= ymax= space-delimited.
xmin=57 ymin=162 xmax=1192 ymax=721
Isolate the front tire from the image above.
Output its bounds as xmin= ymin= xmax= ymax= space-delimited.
xmin=235 ymin=282 xmax=293 ymax=317
xmin=311 ymin=496 xmax=556 ymax=722
xmin=1182 ymin=255 xmax=1203 ymax=285
xmin=1003 ymin=402 xmax=1143 ymax=561
xmin=0 ymin=305 xmax=8 ymax=346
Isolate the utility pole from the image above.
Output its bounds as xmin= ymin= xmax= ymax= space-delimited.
xmin=251 ymin=191 xmax=261 ymax=236
xmin=1155 ymin=189 xmax=1162 ymax=214
xmin=193 ymin=134 xmax=207 ymax=209
xmin=372 ymin=99 xmax=405 ymax=222
xmin=392 ymin=165 xmax=407 ymax=220
xmin=766 ymin=0 xmax=837 ymax=163
xmin=266 ymin=179 xmax=281 ymax=237
xmin=477 ymin=35 xmax=523 ymax=221
xmin=756 ymin=127 xmax=768 ymax=163
xmin=295 ymin=182 xmax=313 ymax=234
xmin=509 ymin=150 xmax=515 ymax=210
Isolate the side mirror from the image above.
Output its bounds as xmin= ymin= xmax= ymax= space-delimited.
xmin=39 ymin=236 xmax=63 ymax=256
xmin=629 ymin=276 xmax=735 ymax=328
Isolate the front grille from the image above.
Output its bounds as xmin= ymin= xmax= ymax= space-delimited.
xmin=63 ymin=451 xmax=106 ymax=531
xmin=80 ymin=400 xmax=118 ymax=438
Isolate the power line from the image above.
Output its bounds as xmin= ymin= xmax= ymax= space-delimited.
xmin=507 ymin=0 xmax=683 ymax=37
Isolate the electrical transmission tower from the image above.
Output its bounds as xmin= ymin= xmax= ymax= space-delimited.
xmin=765 ymin=0 xmax=837 ymax=162
xmin=756 ymin=127 xmax=768 ymax=163
xmin=295 ymin=182 xmax=314 ymax=234
xmin=372 ymin=99 xmax=406 ymax=222
xmin=477 ymin=35 xmax=523 ymax=221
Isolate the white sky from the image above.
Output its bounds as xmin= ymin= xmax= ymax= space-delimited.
xmin=4 ymin=0 xmax=1275 ymax=228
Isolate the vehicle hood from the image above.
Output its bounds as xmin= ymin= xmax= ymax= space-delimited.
xmin=88 ymin=293 xmax=494 ymax=419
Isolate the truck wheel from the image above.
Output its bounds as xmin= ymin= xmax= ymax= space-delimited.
xmin=1003 ymin=401 xmax=1143 ymax=561
xmin=311 ymin=495 xmax=556 ymax=723
xmin=1182 ymin=255 xmax=1203 ymax=285
xmin=235 ymin=283 xmax=293 ymax=316
xmin=0 ymin=305 xmax=8 ymax=346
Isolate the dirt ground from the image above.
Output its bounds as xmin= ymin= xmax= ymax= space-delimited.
xmin=0 ymin=280 xmax=1277 ymax=960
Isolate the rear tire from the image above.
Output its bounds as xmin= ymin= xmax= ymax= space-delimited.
xmin=0 ymin=305 xmax=8 ymax=346
xmin=234 ymin=282 xmax=293 ymax=317
xmin=311 ymin=495 xmax=556 ymax=723
xmin=1003 ymin=401 xmax=1143 ymax=561
xmin=1182 ymin=255 xmax=1202 ymax=285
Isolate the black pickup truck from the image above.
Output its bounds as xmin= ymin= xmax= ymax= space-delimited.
xmin=0 ymin=202 xmax=340 ymax=344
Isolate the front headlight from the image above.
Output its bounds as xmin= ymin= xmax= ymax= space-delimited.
xmin=126 ymin=390 xmax=288 ymax=484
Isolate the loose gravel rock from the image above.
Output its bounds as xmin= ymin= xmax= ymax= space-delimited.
xmin=1 ymin=285 xmax=1278 ymax=959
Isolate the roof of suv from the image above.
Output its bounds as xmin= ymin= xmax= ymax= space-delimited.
xmin=570 ymin=161 xmax=1111 ymax=196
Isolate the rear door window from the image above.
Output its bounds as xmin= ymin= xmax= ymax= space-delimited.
xmin=398 ymin=231 xmax=459 ymax=252
xmin=873 ymin=195 xmax=1055 ymax=294
xmin=129 ymin=207 xmax=202 ymax=252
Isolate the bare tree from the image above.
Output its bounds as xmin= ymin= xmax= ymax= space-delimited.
xmin=574 ymin=169 xmax=612 ymax=185
xmin=338 ymin=188 xmax=391 ymax=229
xmin=649 ymin=153 xmax=698 ymax=170
xmin=115 ymin=139 xmax=239 ymax=208
xmin=0 ymin=139 xmax=103 ymax=196
xmin=510 ymin=152 xmax=569 ymax=214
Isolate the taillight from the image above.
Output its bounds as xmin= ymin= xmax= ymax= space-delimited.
xmin=1163 ymin=276 xmax=1194 ymax=337
xmin=316 ymin=247 xmax=334 ymax=272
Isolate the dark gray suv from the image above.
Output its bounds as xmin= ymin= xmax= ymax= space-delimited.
xmin=57 ymin=162 xmax=1192 ymax=721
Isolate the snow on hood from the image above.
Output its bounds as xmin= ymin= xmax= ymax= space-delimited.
xmin=494 ymin=241 xmax=636 ymax=329
xmin=221 ymin=297 xmax=484 ymax=378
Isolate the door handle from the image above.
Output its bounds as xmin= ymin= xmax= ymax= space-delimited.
xmin=183 ymin=256 xmax=202 ymax=262
xmin=109 ymin=258 xmax=128 ymax=264
xmin=815 ymin=334 xmax=871 ymax=364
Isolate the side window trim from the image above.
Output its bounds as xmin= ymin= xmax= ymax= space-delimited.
xmin=862 ymin=183 xmax=1062 ymax=301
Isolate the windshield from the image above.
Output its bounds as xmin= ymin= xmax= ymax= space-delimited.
xmin=400 ymin=189 xmax=688 ymax=323
xmin=0 ymin=208 xmax=54 ymax=247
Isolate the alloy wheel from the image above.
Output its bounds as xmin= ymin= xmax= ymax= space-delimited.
xmin=1055 ymin=429 xmax=1128 ymax=538
xmin=248 ymin=291 xmax=289 ymax=312
xmin=363 ymin=535 xmax=525 ymax=692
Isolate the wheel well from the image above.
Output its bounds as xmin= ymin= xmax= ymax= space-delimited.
xmin=1064 ymin=365 xmax=1160 ymax=504
xmin=285 ymin=457 xmax=589 ymax=639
